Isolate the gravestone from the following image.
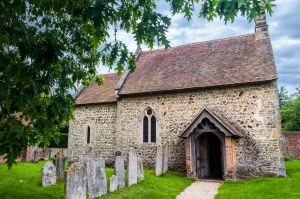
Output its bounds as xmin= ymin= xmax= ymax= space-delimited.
xmin=163 ymin=144 xmax=169 ymax=174
xmin=65 ymin=162 xmax=87 ymax=199
xmin=137 ymin=156 xmax=144 ymax=182
xmin=54 ymin=149 xmax=65 ymax=179
xmin=127 ymin=148 xmax=138 ymax=186
xmin=109 ymin=175 xmax=118 ymax=192
xmin=155 ymin=145 xmax=163 ymax=176
xmin=115 ymin=153 xmax=125 ymax=188
xmin=86 ymin=157 xmax=107 ymax=198
xmin=41 ymin=162 xmax=56 ymax=186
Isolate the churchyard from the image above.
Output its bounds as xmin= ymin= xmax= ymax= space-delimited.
xmin=0 ymin=156 xmax=299 ymax=198
xmin=0 ymin=160 xmax=193 ymax=199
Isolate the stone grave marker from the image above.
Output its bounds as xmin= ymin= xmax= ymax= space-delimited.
xmin=155 ymin=145 xmax=163 ymax=176
xmin=109 ymin=175 xmax=118 ymax=192
xmin=65 ymin=162 xmax=87 ymax=199
xmin=86 ymin=157 xmax=107 ymax=198
xmin=137 ymin=156 xmax=144 ymax=182
xmin=127 ymin=148 xmax=138 ymax=186
xmin=54 ymin=149 xmax=65 ymax=179
xmin=41 ymin=162 xmax=56 ymax=187
xmin=115 ymin=153 xmax=125 ymax=188
xmin=163 ymin=144 xmax=169 ymax=174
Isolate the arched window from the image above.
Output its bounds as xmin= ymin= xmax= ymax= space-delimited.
xmin=143 ymin=116 xmax=148 ymax=142
xmin=87 ymin=126 xmax=91 ymax=144
xmin=143 ymin=108 xmax=156 ymax=143
xmin=151 ymin=116 xmax=156 ymax=143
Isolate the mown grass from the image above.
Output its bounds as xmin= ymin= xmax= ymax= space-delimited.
xmin=0 ymin=161 xmax=193 ymax=199
xmin=99 ymin=170 xmax=193 ymax=199
xmin=1 ymin=160 xmax=299 ymax=199
xmin=216 ymin=159 xmax=300 ymax=199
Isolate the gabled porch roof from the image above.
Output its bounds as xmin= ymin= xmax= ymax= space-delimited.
xmin=179 ymin=108 xmax=242 ymax=138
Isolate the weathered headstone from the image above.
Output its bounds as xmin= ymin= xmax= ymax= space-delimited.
xmin=127 ymin=148 xmax=138 ymax=186
xmin=137 ymin=156 xmax=144 ymax=182
xmin=163 ymin=144 xmax=169 ymax=174
xmin=41 ymin=162 xmax=56 ymax=186
xmin=86 ymin=157 xmax=107 ymax=198
xmin=54 ymin=149 xmax=65 ymax=179
xmin=109 ymin=175 xmax=118 ymax=192
xmin=155 ymin=145 xmax=163 ymax=176
xmin=115 ymin=154 xmax=125 ymax=188
xmin=65 ymin=162 xmax=87 ymax=199
xmin=67 ymin=150 xmax=79 ymax=166
xmin=33 ymin=145 xmax=39 ymax=163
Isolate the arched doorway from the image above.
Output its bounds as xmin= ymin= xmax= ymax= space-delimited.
xmin=179 ymin=108 xmax=242 ymax=180
xmin=195 ymin=132 xmax=223 ymax=179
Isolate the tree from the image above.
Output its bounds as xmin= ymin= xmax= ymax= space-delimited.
xmin=279 ymin=86 xmax=289 ymax=107
xmin=281 ymin=88 xmax=300 ymax=131
xmin=0 ymin=0 xmax=276 ymax=167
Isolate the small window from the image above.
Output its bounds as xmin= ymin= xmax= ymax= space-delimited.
xmin=143 ymin=108 xmax=156 ymax=143
xmin=87 ymin=126 xmax=91 ymax=144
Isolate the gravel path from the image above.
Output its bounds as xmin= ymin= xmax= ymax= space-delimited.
xmin=176 ymin=181 xmax=221 ymax=199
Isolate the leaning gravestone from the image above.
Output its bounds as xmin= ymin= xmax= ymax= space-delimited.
xmin=41 ymin=162 xmax=56 ymax=187
xmin=65 ymin=162 xmax=87 ymax=199
xmin=115 ymin=153 xmax=125 ymax=188
xmin=127 ymin=148 xmax=138 ymax=186
xmin=155 ymin=145 xmax=163 ymax=176
xmin=163 ymin=144 xmax=169 ymax=174
xmin=137 ymin=156 xmax=144 ymax=182
xmin=54 ymin=149 xmax=65 ymax=179
xmin=86 ymin=157 xmax=107 ymax=198
xmin=109 ymin=175 xmax=118 ymax=192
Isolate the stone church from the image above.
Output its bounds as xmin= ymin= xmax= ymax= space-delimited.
xmin=68 ymin=15 xmax=286 ymax=180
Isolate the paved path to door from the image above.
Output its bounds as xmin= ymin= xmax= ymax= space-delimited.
xmin=176 ymin=181 xmax=221 ymax=199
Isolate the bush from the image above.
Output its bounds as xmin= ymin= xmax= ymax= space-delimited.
xmin=49 ymin=133 xmax=68 ymax=148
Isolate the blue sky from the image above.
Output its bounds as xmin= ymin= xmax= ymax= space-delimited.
xmin=101 ymin=0 xmax=299 ymax=93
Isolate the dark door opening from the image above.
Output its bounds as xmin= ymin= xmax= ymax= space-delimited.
xmin=196 ymin=133 xmax=223 ymax=179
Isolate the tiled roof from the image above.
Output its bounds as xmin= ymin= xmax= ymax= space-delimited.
xmin=119 ymin=34 xmax=277 ymax=95
xmin=75 ymin=73 xmax=119 ymax=105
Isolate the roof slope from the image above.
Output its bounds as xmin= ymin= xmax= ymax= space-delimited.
xmin=179 ymin=107 xmax=242 ymax=138
xmin=75 ymin=73 xmax=119 ymax=105
xmin=119 ymin=34 xmax=277 ymax=95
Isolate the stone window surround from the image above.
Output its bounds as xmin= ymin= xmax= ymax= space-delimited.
xmin=140 ymin=106 xmax=161 ymax=145
xmin=143 ymin=107 xmax=156 ymax=143
xmin=84 ymin=123 xmax=95 ymax=148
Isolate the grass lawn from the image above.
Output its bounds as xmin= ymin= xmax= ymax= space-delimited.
xmin=0 ymin=161 xmax=193 ymax=199
xmin=216 ymin=159 xmax=300 ymax=199
xmin=1 ymin=160 xmax=300 ymax=199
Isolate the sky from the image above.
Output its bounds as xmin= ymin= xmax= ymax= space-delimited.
xmin=101 ymin=0 xmax=299 ymax=93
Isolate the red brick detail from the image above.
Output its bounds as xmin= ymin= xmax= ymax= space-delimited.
xmin=225 ymin=137 xmax=235 ymax=179
xmin=23 ymin=146 xmax=50 ymax=161
xmin=184 ymin=137 xmax=192 ymax=175
xmin=283 ymin=132 xmax=300 ymax=159
xmin=0 ymin=155 xmax=5 ymax=164
xmin=0 ymin=147 xmax=50 ymax=164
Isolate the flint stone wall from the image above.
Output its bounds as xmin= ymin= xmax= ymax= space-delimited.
xmin=115 ymin=81 xmax=285 ymax=177
xmin=69 ymin=81 xmax=285 ymax=178
xmin=68 ymin=104 xmax=117 ymax=164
